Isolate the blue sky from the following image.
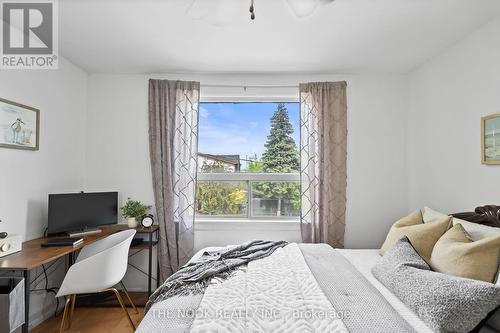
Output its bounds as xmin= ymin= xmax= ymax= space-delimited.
xmin=199 ymin=102 xmax=300 ymax=166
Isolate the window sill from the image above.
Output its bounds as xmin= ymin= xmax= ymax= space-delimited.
xmin=195 ymin=219 xmax=300 ymax=231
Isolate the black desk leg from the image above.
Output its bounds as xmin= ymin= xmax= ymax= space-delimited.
xmin=148 ymin=232 xmax=152 ymax=297
xmin=23 ymin=270 xmax=30 ymax=333
xmin=156 ymin=230 xmax=160 ymax=288
xmin=157 ymin=262 xmax=160 ymax=289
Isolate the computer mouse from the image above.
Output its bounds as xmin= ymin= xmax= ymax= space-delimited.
xmin=0 ymin=232 xmax=7 ymax=239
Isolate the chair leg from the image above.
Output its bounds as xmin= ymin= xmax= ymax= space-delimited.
xmin=58 ymin=296 xmax=72 ymax=333
xmin=120 ymin=281 xmax=139 ymax=314
xmin=67 ymin=294 xmax=76 ymax=329
xmin=106 ymin=288 xmax=136 ymax=330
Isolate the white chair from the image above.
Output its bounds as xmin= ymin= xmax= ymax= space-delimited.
xmin=56 ymin=229 xmax=138 ymax=333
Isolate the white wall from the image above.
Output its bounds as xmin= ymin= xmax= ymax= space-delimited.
xmin=85 ymin=72 xmax=409 ymax=267
xmin=0 ymin=57 xmax=88 ymax=327
xmin=407 ymin=16 xmax=500 ymax=214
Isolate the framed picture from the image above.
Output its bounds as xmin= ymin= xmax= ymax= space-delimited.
xmin=0 ymin=98 xmax=40 ymax=150
xmin=481 ymin=113 xmax=500 ymax=164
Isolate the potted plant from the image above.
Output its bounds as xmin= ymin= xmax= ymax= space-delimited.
xmin=120 ymin=198 xmax=152 ymax=228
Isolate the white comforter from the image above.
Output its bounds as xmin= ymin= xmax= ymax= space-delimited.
xmin=190 ymin=243 xmax=348 ymax=333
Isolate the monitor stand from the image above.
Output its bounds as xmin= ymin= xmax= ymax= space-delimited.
xmin=67 ymin=227 xmax=102 ymax=238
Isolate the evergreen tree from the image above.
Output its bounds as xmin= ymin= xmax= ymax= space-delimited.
xmin=261 ymin=103 xmax=299 ymax=172
xmin=258 ymin=103 xmax=300 ymax=216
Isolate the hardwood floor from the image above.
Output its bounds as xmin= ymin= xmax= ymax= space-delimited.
xmin=31 ymin=306 xmax=144 ymax=333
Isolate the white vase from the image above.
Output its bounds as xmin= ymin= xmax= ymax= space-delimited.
xmin=127 ymin=217 xmax=138 ymax=228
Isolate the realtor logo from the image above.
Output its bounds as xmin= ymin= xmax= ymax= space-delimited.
xmin=1 ymin=0 xmax=58 ymax=69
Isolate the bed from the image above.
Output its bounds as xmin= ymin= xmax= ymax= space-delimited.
xmin=137 ymin=205 xmax=500 ymax=333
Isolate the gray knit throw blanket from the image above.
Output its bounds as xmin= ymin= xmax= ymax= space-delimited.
xmin=145 ymin=240 xmax=288 ymax=313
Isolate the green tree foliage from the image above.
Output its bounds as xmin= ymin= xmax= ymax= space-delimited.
xmin=244 ymin=154 xmax=262 ymax=173
xmin=196 ymin=181 xmax=246 ymax=216
xmin=256 ymin=103 xmax=300 ymax=216
xmin=196 ymin=161 xmax=246 ymax=216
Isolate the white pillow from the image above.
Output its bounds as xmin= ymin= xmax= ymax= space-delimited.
xmin=422 ymin=206 xmax=447 ymax=223
xmin=423 ymin=206 xmax=500 ymax=241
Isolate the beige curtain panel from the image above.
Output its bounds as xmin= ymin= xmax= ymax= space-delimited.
xmin=300 ymin=81 xmax=347 ymax=248
xmin=148 ymin=79 xmax=200 ymax=281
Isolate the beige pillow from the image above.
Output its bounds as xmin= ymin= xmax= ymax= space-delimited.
xmin=430 ymin=224 xmax=500 ymax=283
xmin=379 ymin=210 xmax=451 ymax=261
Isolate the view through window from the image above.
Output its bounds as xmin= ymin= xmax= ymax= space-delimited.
xmin=196 ymin=102 xmax=300 ymax=220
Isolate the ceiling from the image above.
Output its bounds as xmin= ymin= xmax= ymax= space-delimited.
xmin=59 ymin=0 xmax=500 ymax=74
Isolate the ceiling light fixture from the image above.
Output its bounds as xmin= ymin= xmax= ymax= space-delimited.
xmin=249 ymin=0 xmax=255 ymax=20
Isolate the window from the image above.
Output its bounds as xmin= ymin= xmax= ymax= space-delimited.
xmin=196 ymin=102 xmax=300 ymax=220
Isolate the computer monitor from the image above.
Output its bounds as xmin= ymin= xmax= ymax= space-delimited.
xmin=48 ymin=192 xmax=118 ymax=235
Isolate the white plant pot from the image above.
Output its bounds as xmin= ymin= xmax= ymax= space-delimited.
xmin=127 ymin=217 xmax=139 ymax=228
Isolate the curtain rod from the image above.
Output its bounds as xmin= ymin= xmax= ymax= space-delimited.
xmin=201 ymin=83 xmax=299 ymax=89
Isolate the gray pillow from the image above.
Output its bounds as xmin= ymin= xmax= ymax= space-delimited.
xmin=372 ymin=237 xmax=500 ymax=333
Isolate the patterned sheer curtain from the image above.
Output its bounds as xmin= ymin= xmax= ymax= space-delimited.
xmin=148 ymin=79 xmax=200 ymax=280
xmin=300 ymin=81 xmax=347 ymax=248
